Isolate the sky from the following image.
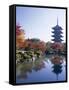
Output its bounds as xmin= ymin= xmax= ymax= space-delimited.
xmin=16 ymin=6 xmax=66 ymax=43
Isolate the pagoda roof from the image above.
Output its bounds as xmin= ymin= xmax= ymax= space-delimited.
xmin=51 ymin=39 xmax=63 ymax=42
xmin=52 ymin=31 xmax=63 ymax=33
xmin=52 ymin=25 xmax=63 ymax=30
xmin=51 ymin=35 xmax=63 ymax=37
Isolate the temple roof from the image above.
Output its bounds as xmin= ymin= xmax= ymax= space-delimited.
xmin=51 ymin=35 xmax=63 ymax=37
xmin=52 ymin=25 xmax=63 ymax=30
xmin=51 ymin=39 xmax=63 ymax=42
xmin=52 ymin=30 xmax=63 ymax=33
xmin=52 ymin=18 xmax=63 ymax=30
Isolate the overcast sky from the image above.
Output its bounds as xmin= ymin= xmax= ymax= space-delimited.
xmin=16 ymin=6 xmax=66 ymax=43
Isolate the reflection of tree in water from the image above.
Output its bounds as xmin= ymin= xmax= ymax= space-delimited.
xmin=16 ymin=59 xmax=45 ymax=80
xmin=33 ymin=59 xmax=45 ymax=72
xmin=51 ymin=55 xmax=63 ymax=64
xmin=16 ymin=62 xmax=32 ymax=80
xmin=50 ymin=55 xmax=63 ymax=80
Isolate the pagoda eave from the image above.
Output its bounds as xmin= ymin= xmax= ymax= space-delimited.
xmin=51 ymin=35 xmax=63 ymax=37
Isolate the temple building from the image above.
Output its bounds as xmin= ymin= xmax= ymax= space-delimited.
xmin=51 ymin=19 xmax=63 ymax=43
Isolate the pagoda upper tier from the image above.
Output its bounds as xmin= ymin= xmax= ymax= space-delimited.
xmin=51 ymin=19 xmax=63 ymax=43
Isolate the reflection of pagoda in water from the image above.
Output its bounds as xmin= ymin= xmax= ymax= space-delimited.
xmin=51 ymin=55 xmax=63 ymax=80
xmin=51 ymin=18 xmax=63 ymax=43
xmin=52 ymin=64 xmax=62 ymax=80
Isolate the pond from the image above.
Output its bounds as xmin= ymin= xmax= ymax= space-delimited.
xmin=16 ymin=54 xmax=66 ymax=84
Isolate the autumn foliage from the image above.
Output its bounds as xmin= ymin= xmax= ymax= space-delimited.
xmin=16 ymin=24 xmax=66 ymax=54
xmin=16 ymin=25 xmax=25 ymax=48
xmin=51 ymin=43 xmax=63 ymax=50
xmin=24 ymin=39 xmax=46 ymax=52
xmin=16 ymin=25 xmax=46 ymax=52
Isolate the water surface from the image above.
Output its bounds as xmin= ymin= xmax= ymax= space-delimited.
xmin=16 ymin=55 xmax=66 ymax=83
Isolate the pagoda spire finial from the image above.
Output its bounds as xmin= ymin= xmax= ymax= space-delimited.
xmin=57 ymin=17 xmax=58 ymax=25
